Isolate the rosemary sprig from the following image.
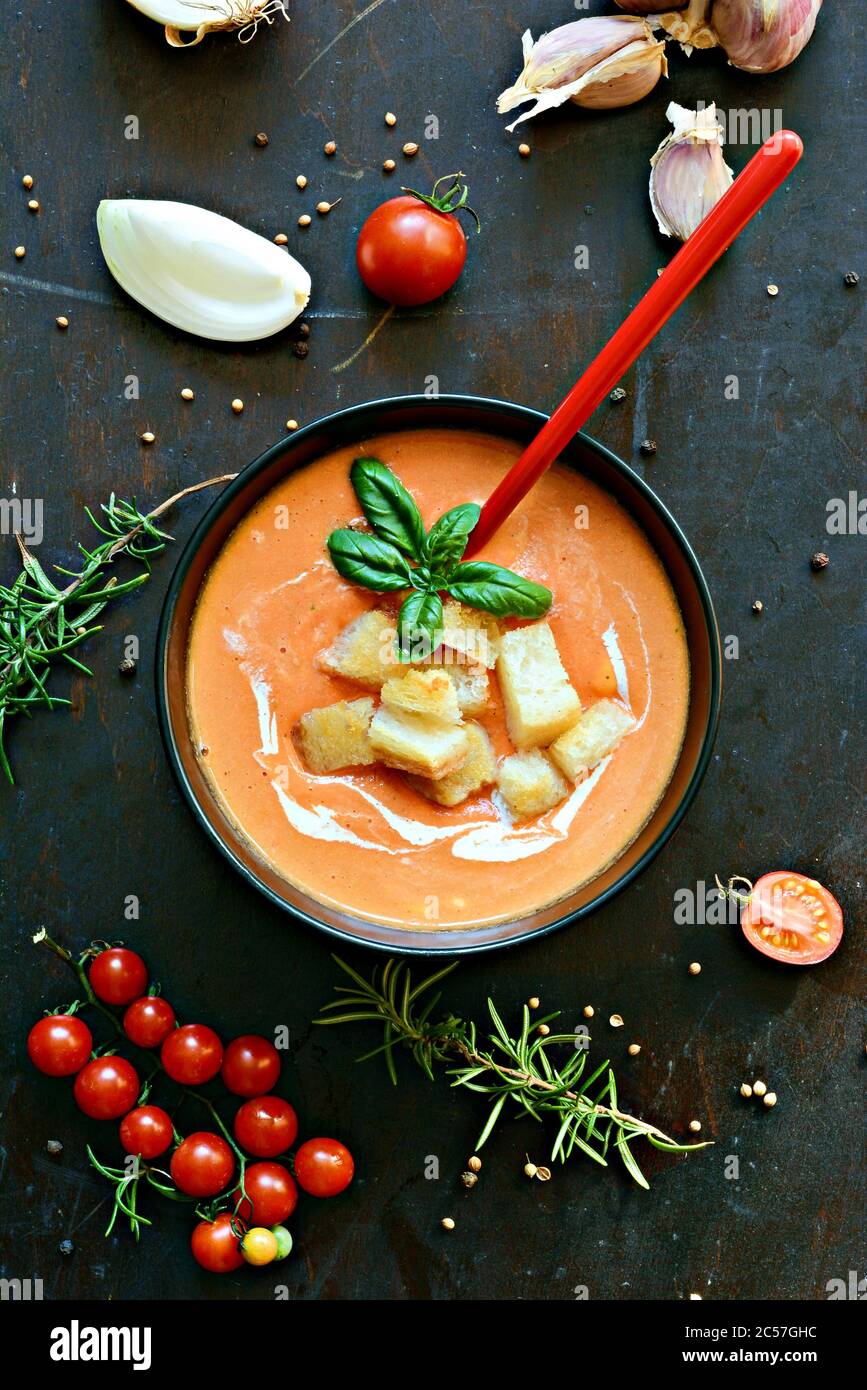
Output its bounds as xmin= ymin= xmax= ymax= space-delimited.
xmin=0 ymin=473 xmax=236 ymax=784
xmin=317 ymin=957 xmax=710 ymax=1189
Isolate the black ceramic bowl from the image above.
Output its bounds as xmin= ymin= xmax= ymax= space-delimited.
xmin=157 ymin=395 xmax=721 ymax=955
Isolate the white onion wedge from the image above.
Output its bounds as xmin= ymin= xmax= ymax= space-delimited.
xmin=96 ymin=199 xmax=311 ymax=342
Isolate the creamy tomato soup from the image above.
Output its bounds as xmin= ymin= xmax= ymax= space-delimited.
xmin=186 ymin=429 xmax=689 ymax=929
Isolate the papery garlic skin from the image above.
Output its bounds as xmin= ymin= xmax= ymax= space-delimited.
xmin=657 ymin=0 xmax=719 ymax=50
xmin=649 ymin=102 xmax=734 ymax=241
xmin=615 ymin=1 xmax=687 ymax=13
xmin=124 ymin=0 xmax=289 ymax=48
xmin=97 ymin=200 xmax=311 ymax=342
xmin=711 ymin=0 xmax=822 ymax=73
xmin=497 ymin=17 xmax=667 ymax=131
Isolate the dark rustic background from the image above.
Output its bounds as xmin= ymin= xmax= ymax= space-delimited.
xmin=1 ymin=0 xmax=863 ymax=1302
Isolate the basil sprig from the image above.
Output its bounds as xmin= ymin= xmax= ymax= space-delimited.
xmin=326 ymin=457 xmax=551 ymax=656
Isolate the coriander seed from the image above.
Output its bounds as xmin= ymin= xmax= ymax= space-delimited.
xmin=688 ymin=1119 xmax=702 ymax=1133
xmin=274 ymin=233 xmax=288 ymax=245
xmin=14 ymin=246 xmax=25 ymax=260
xmin=524 ymin=1161 xmax=537 ymax=1178
xmin=609 ymin=1013 xmax=624 ymax=1028
xmin=298 ymin=322 xmax=310 ymax=337
xmin=767 ymin=283 xmax=779 ymax=296
xmin=298 ymin=214 xmax=312 ymax=228
xmin=254 ymin=131 xmax=269 ymax=147
xmin=518 ymin=143 xmax=531 ymax=158
xmin=286 ymin=418 xmax=299 ymax=431
xmin=763 ymin=1091 xmax=777 ymax=1108
xmin=56 ymin=315 xmax=69 ymax=330
xmin=385 ymin=111 xmax=397 ymax=127
xmin=324 ymin=140 xmax=336 ymax=155
xmin=22 ymin=174 xmax=33 ymax=189
xmin=537 ymin=1023 xmax=550 ymax=1036
xmin=231 ymin=398 xmax=244 ymax=414
xmin=528 ymin=996 xmax=540 ymax=1010
xmin=535 ymin=1166 xmax=552 ymax=1182
xmin=402 ymin=142 xmax=419 ymax=157
xmin=467 ymin=1155 xmax=482 ymax=1173
xmin=296 ymin=174 xmax=308 ymax=189
xmin=28 ymin=199 xmax=39 ymax=213
xmin=752 ymin=599 xmax=764 ymax=613
xmin=583 ymin=1005 xmax=594 ymax=1018
xmin=383 ymin=158 xmax=396 ymax=172
xmin=140 ymin=430 xmax=155 ymax=445
xmin=316 ymin=199 xmax=342 ymax=215
xmin=740 ymin=1083 xmax=753 ymax=1098
xmin=688 ymin=962 xmax=702 ymax=976
xmin=181 ymin=387 xmax=194 ymax=401
xmin=627 ymin=1043 xmax=641 ymax=1056
xmin=47 ymin=1138 xmax=63 ymax=1154
xmin=752 ymin=1079 xmax=767 ymax=1097
xmin=441 ymin=1216 xmax=455 ymax=1231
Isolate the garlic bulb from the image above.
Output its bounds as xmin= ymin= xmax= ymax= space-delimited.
xmin=97 ymin=200 xmax=311 ymax=342
xmin=497 ymin=17 xmax=667 ymax=131
xmin=124 ymin=0 xmax=289 ymax=48
xmin=657 ymin=0 xmax=823 ymax=70
xmin=649 ymin=102 xmax=733 ymax=241
xmin=711 ymin=0 xmax=823 ymax=73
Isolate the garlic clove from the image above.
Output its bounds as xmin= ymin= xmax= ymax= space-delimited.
xmin=97 ymin=199 xmax=311 ymax=342
xmin=124 ymin=0 xmax=289 ymax=48
xmin=711 ymin=0 xmax=823 ymax=74
xmin=649 ymin=102 xmax=734 ymax=241
xmin=656 ymin=0 xmax=719 ymax=51
xmin=497 ymin=17 xmax=667 ymax=130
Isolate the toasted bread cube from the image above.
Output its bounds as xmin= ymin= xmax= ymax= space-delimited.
xmin=297 ymin=697 xmax=376 ymax=774
xmin=444 ymin=661 xmax=490 ymax=716
xmin=496 ymin=749 xmax=569 ymax=822
xmin=369 ymin=705 xmax=469 ymax=780
xmin=441 ymin=600 xmax=501 ymax=669
xmin=381 ymin=667 xmax=461 ymax=724
xmin=549 ymin=699 xmax=635 ymax=781
xmin=407 ymin=723 xmax=497 ymax=808
xmin=317 ymin=610 xmax=402 ymax=689
xmin=497 ymin=622 xmax=581 ymax=749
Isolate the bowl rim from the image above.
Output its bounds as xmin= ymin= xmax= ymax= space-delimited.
xmin=156 ymin=392 xmax=722 ymax=955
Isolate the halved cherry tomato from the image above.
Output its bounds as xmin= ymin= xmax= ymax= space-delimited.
xmin=170 ymin=1132 xmax=235 ymax=1197
xmin=161 ymin=1023 xmax=223 ymax=1085
xmin=233 ymin=1162 xmax=298 ymax=1226
xmin=294 ymin=1137 xmax=354 ymax=1198
xmin=356 ymin=173 xmax=478 ymax=307
xmin=741 ymin=872 xmax=843 ymax=965
xmin=119 ymin=1105 xmax=174 ymax=1160
xmin=73 ymin=1056 xmax=140 ymax=1120
xmin=221 ymin=1035 xmax=281 ymax=1098
xmin=191 ymin=1212 xmax=245 ymax=1274
xmin=233 ymin=1096 xmax=298 ymax=1158
xmin=27 ymin=1014 xmax=93 ymax=1076
xmin=89 ymin=948 xmax=148 ymax=1006
xmin=123 ymin=995 xmax=176 ymax=1049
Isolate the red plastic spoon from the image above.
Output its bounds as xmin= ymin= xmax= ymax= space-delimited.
xmin=466 ymin=130 xmax=803 ymax=557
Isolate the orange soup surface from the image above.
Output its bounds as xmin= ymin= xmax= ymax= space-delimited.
xmin=186 ymin=429 xmax=690 ymax=929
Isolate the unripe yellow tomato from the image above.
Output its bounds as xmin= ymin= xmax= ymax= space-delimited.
xmin=241 ymin=1226 xmax=279 ymax=1266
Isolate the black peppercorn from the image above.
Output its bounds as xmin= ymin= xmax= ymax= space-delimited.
xmin=47 ymin=1139 xmax=63 ymax=1155
xmin=254 ymin=132 xmax=269 ymax=148
xmin=810 ymin=551 xmax=829 ymax=571
xmin=639 ymin=439 xmax=657 ymax=457
xmin=59 ymin=1239 xmax=74 ymax=1256
xmin=609 ymin=387 xmax=626 ymax=403
xmin=297 ymin=322 xmax=310 ymax=339
xmin=844 ymin=271 xmax=859 ymax=287
xmin=292 ymin=341 xmax=309 ymax=359
xmin=752 ymin=600 xmax=764 ymax=614
xmin=118 ymin=657 xmax=137 ymax=677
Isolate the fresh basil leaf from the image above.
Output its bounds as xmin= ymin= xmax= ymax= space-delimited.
xmin=327 ymin=528 xmax=412 ymax=592
xmin=424 ymin=503 xmax=480 ymax=579
xmin=446 ymin=561 xmax=552 ymax=618
xmin=350 ymin=457 xmax=427 ymax=560
xmin=397 ymin=589 xmax=443 ymax=661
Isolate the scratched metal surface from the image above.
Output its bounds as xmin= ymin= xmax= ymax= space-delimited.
xmin=1 ymin=0 xmax=864 ymax=1302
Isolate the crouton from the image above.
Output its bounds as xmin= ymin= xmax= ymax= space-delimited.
xmin=380 ymin=667 xmax=460 ymax=724
xmin=317 ymin=609 xmax=402 ymax=688
xmin=441 ymin=600 xmax=501 ymax=669
xmin=496 ymin=622 xmax=581 ymax=749
xmin=549 ymin=699 xmax=635 ymax=781
xmin=297 ymin=697 xmax=376 ymax=774
xmin=369 ymin=706 xmax=469 ymax=780
xmin=443 ymin=661 xmax=490 ymax=716
xmin=496 ymin=749 xmax=569 ymax=822
xmin=407 ymin=722 xmax=497 ymax=808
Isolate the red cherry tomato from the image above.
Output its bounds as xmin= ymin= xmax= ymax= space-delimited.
xmin=88 ymin=948 xmax=148 ymax=1006
xmin=27 ymin=1014 xmax=93 ymax=1077
xmin=191 ymin=1212 xmax=245 ymax=1274
xmin=123 ymin=995 xmax=176 ymax=1048
xmin=233 ymin=1096 xmax=298 ymax=1158
xmin=161 ymin=1024 xmax=223 ymax=1085
xmin=119 ymin=1105 xmax=174 ymax=1160
xmin=294 ymin=1138 xmax=354 ymax=1198
xmin=73 ymin=1056 xmax=140 ymax=1120
xmin=233 ymin=1162 xmax=298 ymax=1226
xmin=356 ymin=174 xmax=477 ymax=307
xmin=170 ymin=1132 xmax=235 ymax=1197
xmin=741 ymin=872 xmax=844 ymax=965
xmin=221 ymin=1035 xmax=281 ymax=1098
